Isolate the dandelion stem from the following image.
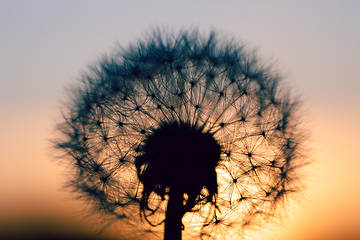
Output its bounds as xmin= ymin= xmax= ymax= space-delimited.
xmin=164 ymin=190 xmax=184 ymax=240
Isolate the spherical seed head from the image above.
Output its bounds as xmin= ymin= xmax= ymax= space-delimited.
xmin=54 ymin=28 xmax=309 ymax=239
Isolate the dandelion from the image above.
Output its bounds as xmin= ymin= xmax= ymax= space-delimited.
xmin=54 ymin=29 xmax=308 ymax=240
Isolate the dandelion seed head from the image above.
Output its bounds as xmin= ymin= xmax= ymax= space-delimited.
xmin=54 ymin=28 xmax=309 ymax=239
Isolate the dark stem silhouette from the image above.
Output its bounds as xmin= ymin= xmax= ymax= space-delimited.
xmin=164 ymin=190 xmax=184 ymax=240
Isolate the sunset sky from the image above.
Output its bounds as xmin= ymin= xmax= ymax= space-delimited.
xmin=1 ymin=1 xmax=360 ymax=239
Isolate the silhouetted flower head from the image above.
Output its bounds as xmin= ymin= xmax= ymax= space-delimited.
xmin=55 ymin=29 xmax=307 ymax=239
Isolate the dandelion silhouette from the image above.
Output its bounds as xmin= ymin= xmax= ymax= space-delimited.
xmin=55 ymin=29 xmax=307 ymax=240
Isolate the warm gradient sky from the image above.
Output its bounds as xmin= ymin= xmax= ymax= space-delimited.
xmin=1 ymin=1 xmax=360 ymax=240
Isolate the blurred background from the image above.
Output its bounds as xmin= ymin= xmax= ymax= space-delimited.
xmin=1 ymin=1 xmax=359 ymax=239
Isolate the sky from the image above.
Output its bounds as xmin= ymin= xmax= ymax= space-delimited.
xmin=1 ymin=0 xmax=360 ymax=239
